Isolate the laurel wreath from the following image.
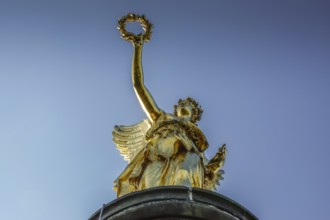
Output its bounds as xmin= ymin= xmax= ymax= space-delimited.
xmin=117 ymin=13 xmax=153 ymax=43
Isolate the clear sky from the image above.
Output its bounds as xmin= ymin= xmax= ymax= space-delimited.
xmin=1 ymin=0 xmax=329 ymax=219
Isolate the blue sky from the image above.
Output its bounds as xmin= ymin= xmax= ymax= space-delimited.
xmin=0 ymin=0 xmax=329 ymax=219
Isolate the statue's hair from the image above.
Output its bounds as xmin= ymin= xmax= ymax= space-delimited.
xmin=174 ymin=97 xmax=203 ymax=124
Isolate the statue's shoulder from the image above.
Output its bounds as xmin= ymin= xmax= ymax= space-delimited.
xmin=187 ymin=122 xmax=209 ymax=152
xmin=153 ymin=112 xmax=180 ymax=125
xmin=158 ymin=111 xmax=177 ymax=121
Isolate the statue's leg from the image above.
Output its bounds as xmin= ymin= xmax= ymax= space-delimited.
xmin=174 ymin=169 xmax=191 ymax=187
xmin=175 ymin=152 xmax=204 ymax=187
xmin=142 ymin=160 xmax=164 ymax=188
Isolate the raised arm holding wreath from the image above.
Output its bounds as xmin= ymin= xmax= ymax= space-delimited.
xmin=113 ymin=13 xmax=226 ymax=197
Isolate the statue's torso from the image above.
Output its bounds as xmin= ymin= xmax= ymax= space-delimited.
xmin=147 ymin=113 xmax=189 ymax=160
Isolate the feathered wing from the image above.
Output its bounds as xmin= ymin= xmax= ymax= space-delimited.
xmin=112 ymin=119 xmax=151 ymax=163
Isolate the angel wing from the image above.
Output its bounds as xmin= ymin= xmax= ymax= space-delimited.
xmin=112 ymin=119 xmax=151 ymax=163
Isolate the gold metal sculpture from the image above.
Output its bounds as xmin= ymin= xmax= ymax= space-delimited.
xmin=113 ymin=13 xmax=226 ymax=197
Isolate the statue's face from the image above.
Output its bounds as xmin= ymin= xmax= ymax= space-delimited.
xmin=176 ymin=104 xmax=193 ymax=121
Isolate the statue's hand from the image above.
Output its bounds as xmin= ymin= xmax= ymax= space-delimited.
xmin=132 ymin=34 xmax=144 ymax=47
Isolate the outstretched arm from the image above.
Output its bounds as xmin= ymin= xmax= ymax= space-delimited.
xmin=132 ymin=38 xmax=161 ymax=122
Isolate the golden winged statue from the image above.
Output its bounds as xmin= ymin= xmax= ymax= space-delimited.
xmin=113 ymin=13 xmax=226 ymax=197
